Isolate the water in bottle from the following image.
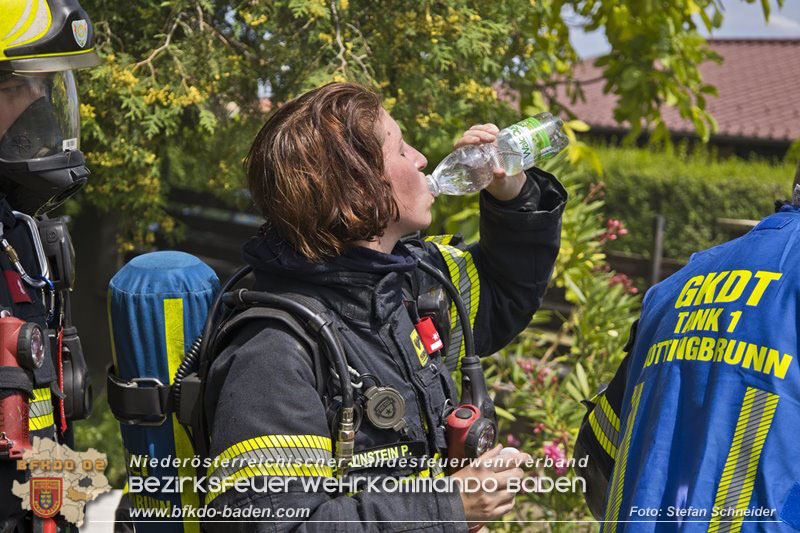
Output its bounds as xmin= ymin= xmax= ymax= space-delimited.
xmin=426 ymin=112 xmax=568 ymax=196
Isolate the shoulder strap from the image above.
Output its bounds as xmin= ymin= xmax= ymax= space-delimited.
xmin=210 ymin=301 xmax=329 ymax=398
xmin=194 ymin=291 xmax=341 ymax=466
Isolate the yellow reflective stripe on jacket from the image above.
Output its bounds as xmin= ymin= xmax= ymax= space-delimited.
xmin=598 ymin=395 xmax=620 ymax=433
xmin=208 ymin=434 xmax=332 ymax=477
xmin=604 ymin=382 xmax=645 ymax=532
xmin=425 ymin=235 xmax=480 ymax=371
xmin=29 ymin=387 xmax=54 ymax=431
xmin=206 ymin=434 xmax=333 ymax=503
xmin=708 ymin=387 xmax=779 ymax=533
xmin=32 ymin=387 xmax=51 ymax=402
xmin=588 ymin=392 xmax=621 ymax=458
xmin=206 ymin=462 xmax=333 ymax=505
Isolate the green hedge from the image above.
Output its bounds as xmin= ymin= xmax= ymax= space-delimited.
xmin=576 ymin=146 xmax=797 ymax=260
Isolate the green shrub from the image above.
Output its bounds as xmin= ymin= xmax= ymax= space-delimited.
xmin=484 ymin=159 xmax=641 ymax=529
xmin=576 ymin=145 xmax=796 ymax=260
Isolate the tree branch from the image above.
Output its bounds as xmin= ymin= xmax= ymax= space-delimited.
xmin=133 ymin=14 xmax=183 ymax=76
xmin=330 ymin=1 xmax=348 ymax=75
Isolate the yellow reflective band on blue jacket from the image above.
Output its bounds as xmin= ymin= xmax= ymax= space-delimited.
xmin=604 ymin=382 xmax=644 ymax=532
xmin=708 ymin=387 xmax=779 ymax=533
xmin=588 ymin=393 xmax=620 ymax=459
xmin=425 ymin=235 xmax=480 ymax=372
xmin=29 ymin=387 xmax=54 ymax=431
xmin=206 ymin=434 xmax=334 ymax=504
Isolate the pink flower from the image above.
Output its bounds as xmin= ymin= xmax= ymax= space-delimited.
xmin=535 ymin=368 xmax=551 ymax=386
xmin=599 ymin=218 xmax=630 ymax=244
xmin=543 ymin=441 xmax=568 ymax=475
xmin=609 ymin=272 xmax=639 ymax=295
xmin=506 ymin=433 xmax=521 ymax=447
xmin=516 ymin=357 xmax=534 ymax=374
xmin=532 ymin=423 xmax=545 ymax=434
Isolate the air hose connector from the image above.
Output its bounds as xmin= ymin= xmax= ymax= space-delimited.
xmin=335 ymin=407 xmax=355 ymax=476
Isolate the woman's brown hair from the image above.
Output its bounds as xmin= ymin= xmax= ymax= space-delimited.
xmin=246 ymin=82 xmax=397 ymax=261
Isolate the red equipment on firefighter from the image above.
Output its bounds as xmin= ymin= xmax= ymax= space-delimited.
xmin=0 ymin=315 xmax=46 ymax=459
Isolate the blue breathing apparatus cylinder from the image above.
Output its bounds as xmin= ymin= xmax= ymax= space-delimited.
xmin=107 ymin=251 xmax=219 ymax=531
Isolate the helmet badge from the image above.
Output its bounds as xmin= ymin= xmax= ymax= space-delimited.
xmin=71 ymin=20 xmax=88 ymax=48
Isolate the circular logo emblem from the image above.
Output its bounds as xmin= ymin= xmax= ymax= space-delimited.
xmin=364 ymin=386 xmax=406 ymax=430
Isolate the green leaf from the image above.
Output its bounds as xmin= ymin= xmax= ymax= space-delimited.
xmin=712 ymin=8 xmax=724 ymax=27
xmin=567 ymin=119 xmax=590 ymax=132
xmin=760 ymin=0 xmax=771 ymax=21
xmin=698 ymin=8 xmax=713 ymax=32
xmin=575 ymin=363 xmax=590 ymax=397
xmin=494 ymin=406 xmax=517 ymax=422
xmin=564 ymin=381 xmax=584 ymax=403
xmin=563 ymin=273 xmax=586 ymax=304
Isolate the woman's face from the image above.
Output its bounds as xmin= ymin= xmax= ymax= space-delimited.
xmin=378 ymin=108 xmax=432 ymax=237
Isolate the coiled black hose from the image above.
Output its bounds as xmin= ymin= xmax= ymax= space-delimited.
xmin=172 ymin=335 xmax=203 ymax=408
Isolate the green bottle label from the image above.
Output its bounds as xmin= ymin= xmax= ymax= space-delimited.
xmin=507 ymin=116 xmax=553 ymax=168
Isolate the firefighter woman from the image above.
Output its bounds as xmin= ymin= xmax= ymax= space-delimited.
xmin=0 ymin=0 xmax=98 ymax=530
xmin=204 ymin=82 xmax=567 ymax=531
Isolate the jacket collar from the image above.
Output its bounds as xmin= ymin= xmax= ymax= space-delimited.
xmin=243 ymin=230 xmax=418 ymax=323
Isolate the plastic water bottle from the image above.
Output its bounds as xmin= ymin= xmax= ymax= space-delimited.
xmin=426 ymin=112 xmax=568 ymax=196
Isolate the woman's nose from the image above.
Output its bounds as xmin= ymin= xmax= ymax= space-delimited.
xmin=416 ymin=151 xmax=428 ymax=171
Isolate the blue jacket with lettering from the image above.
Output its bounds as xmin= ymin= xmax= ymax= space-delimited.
xmin=600 ymin=205 xmax=800 ymax=532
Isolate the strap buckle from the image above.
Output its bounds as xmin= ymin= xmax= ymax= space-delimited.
xmin=106 ymin=365 xmax=170 ymax=426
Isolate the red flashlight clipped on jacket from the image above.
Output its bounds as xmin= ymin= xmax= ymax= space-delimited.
xmin=0 ymin=314 xmax=46 ymax=459
xmin=446 ymin=354 xmax=497 ymax=464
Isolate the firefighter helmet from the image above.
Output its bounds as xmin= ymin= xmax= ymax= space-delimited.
xmin=0 ymin=0 xmax=100 ymax=215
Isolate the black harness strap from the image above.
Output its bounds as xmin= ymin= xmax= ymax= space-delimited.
xmin=209 ymin=304 xmax=329 ymax=398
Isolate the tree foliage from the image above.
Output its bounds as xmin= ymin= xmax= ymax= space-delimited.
xmin=77 ymin=0 xmax=779 ymax=246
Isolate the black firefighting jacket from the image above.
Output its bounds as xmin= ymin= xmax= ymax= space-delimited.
xmin=0 ymin=195 xmax=58 ymax=525
xmin=204 ymin=168 xmax=567 ymax=532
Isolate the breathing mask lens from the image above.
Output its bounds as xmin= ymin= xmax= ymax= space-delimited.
xmin=0 ymin=71 xmax=79 ymax=162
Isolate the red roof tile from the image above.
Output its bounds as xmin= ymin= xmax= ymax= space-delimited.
xmin=557 ymin=39 xmax=800 ymax=142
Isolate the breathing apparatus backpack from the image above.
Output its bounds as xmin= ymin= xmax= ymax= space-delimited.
xmin=106 ymin=248 xmax=498 ymax=529
xmin=106 ymin=251 xmax=351 ymax=529
xmin=106 ymin=251 xmax=217 ymax=531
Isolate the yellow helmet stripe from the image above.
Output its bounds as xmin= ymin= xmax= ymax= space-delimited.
xmin=0 ymin=0 xmax=53 ymax=58
xmin=0 ymin=47 xmax=96 ymax=62
xmin=0 ymin=0 xmax=32 ymax=41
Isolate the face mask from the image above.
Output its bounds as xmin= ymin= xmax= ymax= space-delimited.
xmin=0 ymin=96 xmax=62 ymax=161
